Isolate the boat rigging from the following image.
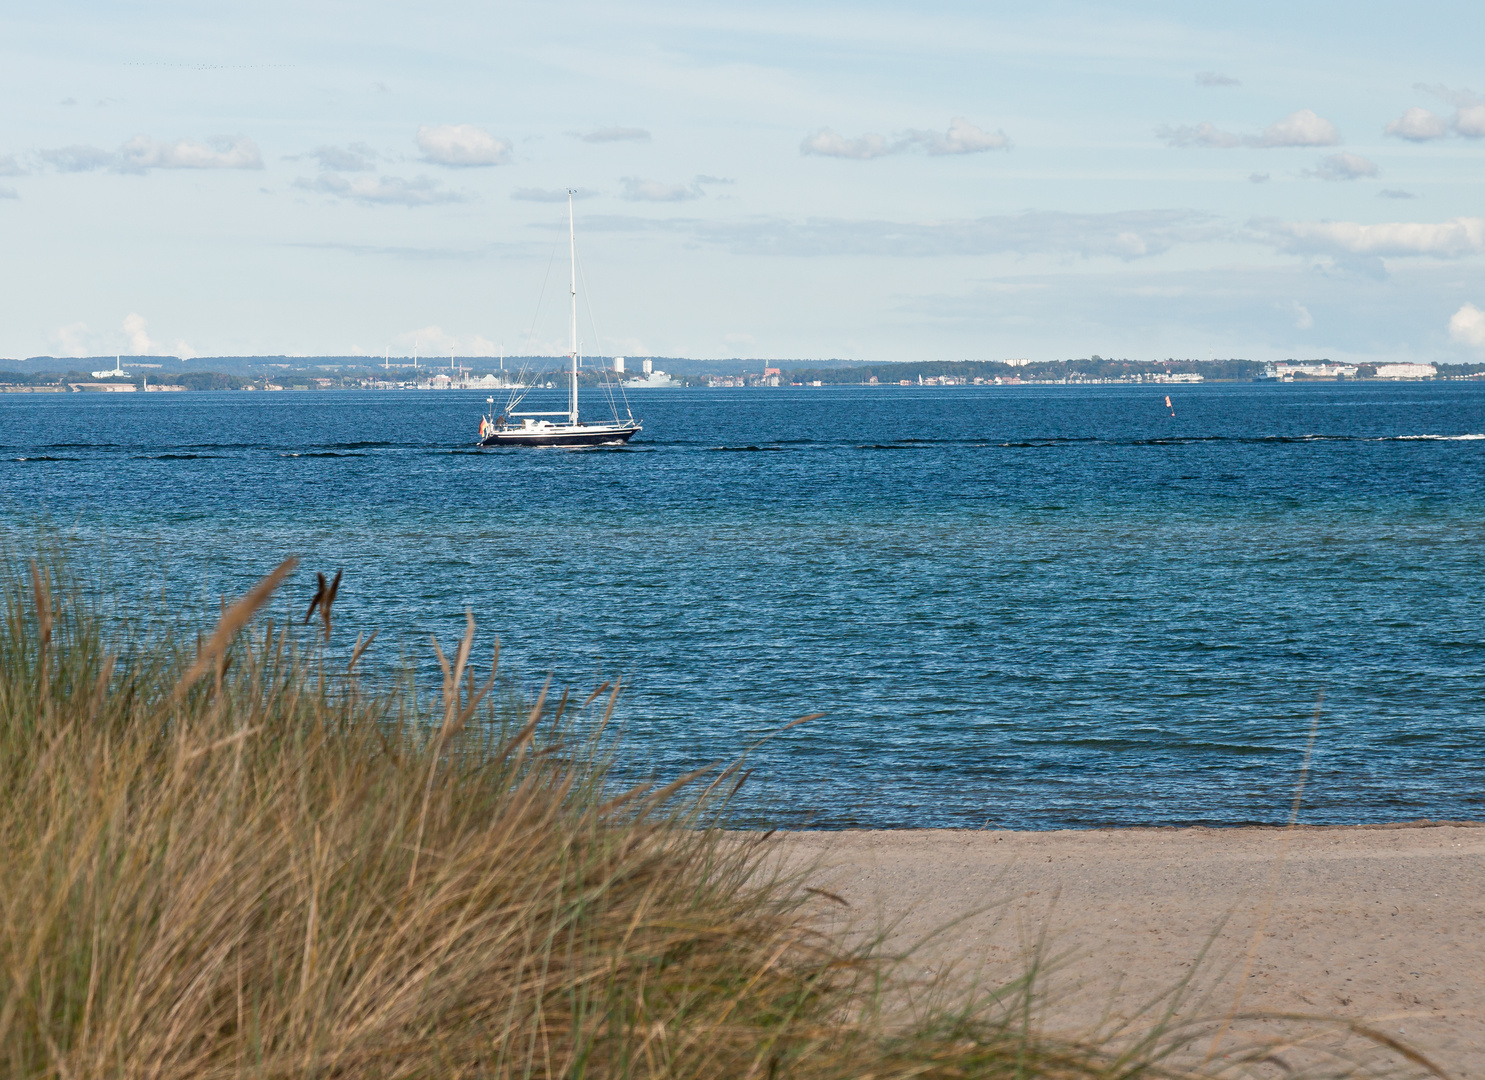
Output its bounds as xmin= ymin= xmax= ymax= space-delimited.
xmin=478 ymin=191 xmax=641 ymax=448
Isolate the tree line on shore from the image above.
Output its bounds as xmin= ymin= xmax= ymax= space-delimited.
xmin=4 ymin=355 xmax=1483 ymax=390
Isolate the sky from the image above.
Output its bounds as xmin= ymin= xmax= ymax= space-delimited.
xmin=2 ymin=0 xmax=1484 ymax=364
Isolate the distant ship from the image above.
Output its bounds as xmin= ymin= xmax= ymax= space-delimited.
xmin=478 ymin=192 xmax=641 ymax=448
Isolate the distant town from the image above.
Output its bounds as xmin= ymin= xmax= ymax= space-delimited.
xmin=2 ymin=353 xmax=1483 ymax=393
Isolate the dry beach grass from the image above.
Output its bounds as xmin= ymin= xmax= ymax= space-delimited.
xmin=0 ymin=554 xmax=1454 ymax=1079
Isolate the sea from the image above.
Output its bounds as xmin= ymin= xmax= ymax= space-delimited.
xmin=3 ymin=381 xmax=1483 ymax=829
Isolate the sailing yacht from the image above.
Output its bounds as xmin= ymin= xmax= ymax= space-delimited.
xmin=478 ymin=191 xmax=641 ymax=448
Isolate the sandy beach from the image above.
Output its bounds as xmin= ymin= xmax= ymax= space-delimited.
xmin=782 ymin=823 xmax=1485 ymax=1077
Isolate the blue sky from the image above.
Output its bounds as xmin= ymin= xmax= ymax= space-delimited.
xmin=2 ymin=0 xmax=1484 ymax=363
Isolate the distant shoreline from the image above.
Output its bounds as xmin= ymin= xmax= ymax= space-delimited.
xmin=6 ymin=375 xmax=1483 ymax=393
xmin=771 ymin=817 xmax=1485 ymax=833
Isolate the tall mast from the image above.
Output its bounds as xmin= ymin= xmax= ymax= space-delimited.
xmin=568 ymin=189 xmax=578 ymax=425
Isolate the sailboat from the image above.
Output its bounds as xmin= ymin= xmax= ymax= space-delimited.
xmin=478 ymin=191 xmax=641 ymax=448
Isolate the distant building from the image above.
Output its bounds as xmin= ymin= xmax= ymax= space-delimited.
xmin=641 ymin=359 xmax=653 ymax=375
xmin=1374 ymin=363 xmax=1437 ymax=379
xmin=1266 ymin=362 xmax=1357 ymax=379
xmin=764 ymin=366 xmax=781 ymax=377
xmin=613 ymin=357 xmax=625 ymax=373
xmin=91 ymin=356 xmax=129 ymax=379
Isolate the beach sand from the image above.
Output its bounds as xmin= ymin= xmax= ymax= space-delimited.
xmin=781 ymin=824 xmax=1485 ymax=1077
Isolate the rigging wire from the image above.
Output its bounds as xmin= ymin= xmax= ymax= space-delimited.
xmin=575 ymin=242 xmax=634 ymax=424
xmin=503 ymin=232 xmax=564 ymax=417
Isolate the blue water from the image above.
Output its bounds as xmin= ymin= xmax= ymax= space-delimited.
xmin=3 ymin=383 xmax=1484 ymax=828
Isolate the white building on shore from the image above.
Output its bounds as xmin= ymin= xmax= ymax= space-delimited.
xmin=1266 ymin=362 xmax=1359 ymax=379
xmin=1373 ymin=363 xmax=1437 ymax=379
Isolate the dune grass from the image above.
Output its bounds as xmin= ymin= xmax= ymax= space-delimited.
xmin=0 ymin=555 xmax=1432 ymax=1079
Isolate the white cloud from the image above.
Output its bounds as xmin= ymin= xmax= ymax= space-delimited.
xmin=1267 ymin=217 xmax=1485 ymax=258
xmin=511 ymin=187 xmax=597 ymax=202
xmin=1157 ymin=109 xmax=1339 ymax=149
xmin=55 ymin=322 xmax=90 ymax=357
xmin=573 ymin=127 xmax=650 ymax=143
xmin=40 ymin=145 xmax=117 ymax=172
xmin=294 ymin=173 xmax=463 ymax=206
xmin=1385 ymin=107 xmax=1447 ymax=141
xmin=1412 ymin=85 xmax=1485 ymax=138
xmin=39 ymin=136 xmax=262 ymax=173
xmin=1457 ymin=104 xmax=1485 ymax=138
xmin=0 ymin=155 xmax=26 ymax=176
xmin=302 ymin=143 xmax=378 ymax=171
xmin=1379 ymin=189 xmax=1416 ymax=199
xmin=1291 ymin=301 xmax=1314 ymax=329
xmin=1248 ymin=172 xmax=1270 ymax=184
xmin=800 ymin=128 xmax=891 ymax=159
xmin=902 ymin=117 xmax=1009 ymax=155
xmin=1449 ymin=302 xmax=1485 ymax=349
xmin=122 ymin=313 xmax=154 ymax=355
xmin=1155 ymin=121 xmax=1241 ymax=148
xmin=0 ymin=185 xmax=16 ymax=200
xmin=1256 ymin=109 xmax=1340 ymax=147
xmin=803 ymin=118 xmax=1008 ymax=159
xmin=619 ymin=176 xmax=701 ymax=201
xmin=117 ymin=135 xmax=262 ymax=171
xmin=397 ymin=325 xmax=496 ymax=355
xmin=1309 ymin=152 xmax=1378 ymax=181
xmin=1415 ymin=83 xmax=1477 ymax=108
xmin=1195 ymin=72 xmax=1240 ymax=87
xmin=416 ymin=124 xmax=511 ymax=166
